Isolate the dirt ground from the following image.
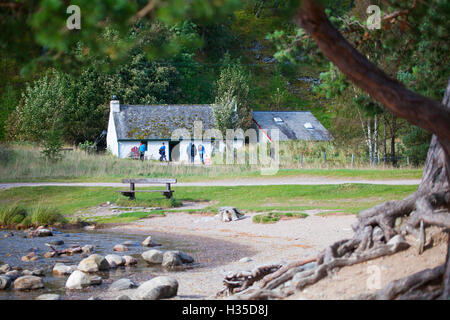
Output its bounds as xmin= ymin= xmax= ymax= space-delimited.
xmin=100 ymin=208 xmax=447 ymax=300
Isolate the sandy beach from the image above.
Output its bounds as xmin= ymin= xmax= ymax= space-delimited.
xmin=99 ymin=211 xmax=358 ymax=299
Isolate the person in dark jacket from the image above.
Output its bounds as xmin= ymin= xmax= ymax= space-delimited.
xmin=187 ymin=142 xmax=196 ymax=163
xmin=159 ymin=142 xmax=167 ymax=162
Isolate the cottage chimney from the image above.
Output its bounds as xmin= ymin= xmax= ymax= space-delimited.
xmin=110 ymin=95 xmax=120 ymax=113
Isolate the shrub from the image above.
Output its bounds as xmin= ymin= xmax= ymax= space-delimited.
xmin=0 ymin=205 xmax=27 ymax=227
xmin=29 ymin=205 xmax=66 ymax=225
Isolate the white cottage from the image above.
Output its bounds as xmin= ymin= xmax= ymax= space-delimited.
xmin=106 ymin=98 xmax=243 ymax=163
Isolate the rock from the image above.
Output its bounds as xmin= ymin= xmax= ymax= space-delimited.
xmin=171 ymin=251 xmax=194 ymax=264
xmin=48 ymin=239 xmax=64 ymax=246
xmin=66 ymin=270 xmax=91 ymax=289
xmin=142 ymin=249 xmax=164 ymax=264
xmin=372 ymin=226 xmax=385 ymax=242
xmin=43 ymin=252 xmax=56 ymax=259
xmin=14 ymin=276 xmax=45 ymax=290
xmin=105 ymin=254 xmax=125 ymax=268
xmin=115 ymin=294 xmax=131 ymax=300
xmin=36 ymin=228 xmax=53 ymax=237
xmin=83 ymin=225 xmax=96 ymax=231
xmin=387 ymin=235 xmax=410 ymax=250
xmin=31 ymin=269 xmax=45 ymax=277
xmin=141 ymin=236 xmax=156 ymax=247
xmin=5 ymin=270 xmax=21 ymax=281
xmin=123 ymin=255 xmax=138 ymax=266
xmin=89 ymin=275 xmax=102 ymax=285
xmin=53 ymin=263 xmax=75 ymax=275
xmin=81 ymin=245 xmax=94 ymax=254
xmin=88 ymin=296 xmax=101 ymax=300
xmin=78 ymin=254 xmax=110 ymax=273
xmin=0 ymin=264 xmax=11 ymax=274
xmin=35 ymin=294 xmax=62 ymax=300
xmin=113 ymin=244 xmax=128 ymax=252
xmin=162 ymin=251 xmax=182 ymax=267
xmin=122 ymin=241 xmax=136 ymax=247
xmin=239 ymin=257 xmax=252 ymax=263
xmin=0 ymin=275 xmax=11 ymax=290
xmin=216 ymin=207 xmax=244 ymax=222
xmin=134 ymin=276 xmax=178 ymax=300
xmin=22 ymin=270 xmax=33 ymax=276
xmin=109 ymin=278 xmax=137 ymax=291
xmin=21 ymin=252 xmax=38 ymax=262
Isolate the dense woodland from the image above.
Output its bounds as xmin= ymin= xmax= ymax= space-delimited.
xmin=0 ymin=0 xmax=448 ymax=165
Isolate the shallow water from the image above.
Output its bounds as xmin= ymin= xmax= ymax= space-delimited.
xmin=0 ymin=228 xmax=254 ymax=300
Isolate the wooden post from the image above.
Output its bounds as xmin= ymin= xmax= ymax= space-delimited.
xmin=407 ymin=156 xmax=410 ymax=166
xmin=323 ymin=152 xmax=326 ymax=166
xmin=130 ymin=181 xmax=135 ymax=200
xmin=351 ymin=154 xmax=354 ymax=168
xmin=300 ymin=152 xmax=303 ymax=168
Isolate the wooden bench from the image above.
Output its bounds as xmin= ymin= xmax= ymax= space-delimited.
xmin=116 ymin=178 xmax=177 ymax=200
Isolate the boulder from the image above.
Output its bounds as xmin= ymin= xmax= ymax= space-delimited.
xmin=48 ymin=239 xmax=64 ymax=246
xmin=36 ymin=228 xmax=53 ymax=237
xmin=0 ymin=264 xmax=11 ymax=274
xmin=113 ymin=244 xmax=128 ymax=252
xmin=141 ymin=236 xmax=154 ymax=247
xmin=78 ymin=254 xmax=109 ymax=273
xmin=171 ymin=251 xmax=194 ymax=264
xmin=0 ymin=275 xmax=11 ymax=290
xmin=115 ymin=294 xmax=131 ymax=300
xmin=52 ymin=263 xmax=75 ymax=276
xmin=14 ymin=276 xmax=45 ymax=290
xmin=134 ymin=276 xmax=178 ymax=300
xmin=43 ymin=252 xmax=56 ymax=259
xmin=31 ymin=268 xmax=45 ymax=277
xmin=35 ymin=294 xmax=62 ymax=300
xmin=21 ymin=252 xmax=38 ymax=262
xmin=216 ymin=207 xmax=244 ymax=222
xmin=162 ymin=251 xmax=182 ymax=267
xmin=89 ymin=276 xmax=102 ymax=286
xmin=81 ymin=245 xmax=94 ymax=254
xmin=122 ymin=241 xmax=137 ymax=247
xmin=105 ymin=254 xmax=125 ymax=268
xmin=65 ymin=270 xmax=91 ymax=289
xmin=123 ymin=255 xmax=138 ymax=266
xmin=109 ymin=278 xmax=138 ymax=291
xmin=5 ymin=270 xmax=21 ymax=281
xmin=239 ymin=257 xmax=252 ymax=263
xmin=142 ymin=249 xmax=164 ymax=264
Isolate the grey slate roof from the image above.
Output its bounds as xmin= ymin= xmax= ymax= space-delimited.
xmin=252 ymin=111 xmax=331 ymax=141
xmin=114 ymin=104 xmax=215 ymax=140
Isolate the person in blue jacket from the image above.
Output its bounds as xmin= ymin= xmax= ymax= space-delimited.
xmin=139 ymin=142 xmax=146 ymax=161
xmin=159 ymin=142 xmax=167 ymax=162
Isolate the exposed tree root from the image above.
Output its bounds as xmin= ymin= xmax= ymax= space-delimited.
xmin=216 ymin=264 xmax=282 ymax=297
xmin=354 ymin=264 xmax=445 ymax=300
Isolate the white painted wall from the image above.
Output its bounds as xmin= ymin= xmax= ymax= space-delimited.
xmin=146 ymin=141 xmax=170 ymax=160
xmin=106 ymin=109 xmax=119 ymax=157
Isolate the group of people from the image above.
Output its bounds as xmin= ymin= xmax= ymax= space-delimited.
xmin=138 ymin=141 xmax=205 ymax=164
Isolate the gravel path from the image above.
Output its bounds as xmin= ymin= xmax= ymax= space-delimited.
xmin=0 ymin=177 xmax=420 ymax=190
xmin=100 ymin=211 xmax=357 ymax=299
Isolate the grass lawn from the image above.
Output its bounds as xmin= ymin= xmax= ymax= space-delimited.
xmin=0 ymin=184 xmax=418 ymax=219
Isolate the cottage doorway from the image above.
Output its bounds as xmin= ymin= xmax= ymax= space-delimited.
xmin=169 ymin=141 xmax=180 ymax=162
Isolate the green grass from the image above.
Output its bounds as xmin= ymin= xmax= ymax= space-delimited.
xmin=0 ymin=204 xmax=66 ymax=228
xmin=252 ymin=211 xmax=309 ymax=224
xmin=0 ymin=144 xmax=423 ymax=183
xmin=92 ymin=210 xmax=166 ymax=224
xmin=0 ymin=184 xmax=418 ymax=221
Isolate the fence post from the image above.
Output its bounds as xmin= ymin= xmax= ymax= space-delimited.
xmin=351 ymin=154 xmax=354 ymax=168
xmin=323 ymin=152 xmax=326 ymax=166
xmin=300 ymin=152 xmax=303 ymax=168
xmin=407 ymin=156 xmax=410 ymax=166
